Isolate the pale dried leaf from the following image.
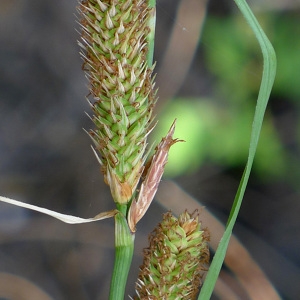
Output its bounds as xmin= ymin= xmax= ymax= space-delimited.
xmin=0 ymin=195 xmax=117 ymax=224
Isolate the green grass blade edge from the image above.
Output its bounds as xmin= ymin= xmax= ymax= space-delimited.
xmin=198 ymin=1 xmax=277 ymax=299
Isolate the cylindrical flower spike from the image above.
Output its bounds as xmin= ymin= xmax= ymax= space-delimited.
xmin=134 ymin=211 xmax=210 ymax=299
xmin=78 ymin=0 xmax=156 ymax=204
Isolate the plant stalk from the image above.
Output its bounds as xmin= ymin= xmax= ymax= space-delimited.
xmin=146 ymin=0 xmax=156 ymax=67
xmin=109 ymin=212 xmax=135 ymax=300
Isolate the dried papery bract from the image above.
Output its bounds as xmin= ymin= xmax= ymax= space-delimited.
xmin=77 ymin=0 xmax=157 ymax=204
xmin=134 ymin=211 xmax=210 ymax=299
xmin=128 ymin=120 xmax=182 ymax=232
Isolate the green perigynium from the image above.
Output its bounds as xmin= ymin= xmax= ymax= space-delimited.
xmin=78 ymin=0 xmax=156 ymax=204
xmin=134 ymin=211 xmax=210 ymax=299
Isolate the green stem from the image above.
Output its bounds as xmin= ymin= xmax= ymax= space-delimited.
xmin=146 ymin=0 xmax=156 ymax=67
xmin=116 ymin=203 xmax=128 ymax=217
xmin=109 ymin=212 xmax=135 ymax=300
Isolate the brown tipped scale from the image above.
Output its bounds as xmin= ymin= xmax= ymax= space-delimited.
xmin=78 ymin=0 xmax=156 ymax=204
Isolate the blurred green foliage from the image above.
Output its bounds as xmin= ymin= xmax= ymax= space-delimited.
xmin=270 ymin=13 xmax=300 ymax=99
xmin=155 ymin=97 xmax=285 ymax=179
xmin=154 ymin=11 xmax=300 ymax=180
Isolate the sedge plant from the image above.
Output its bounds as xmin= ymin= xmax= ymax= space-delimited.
xmin=77 ymin=0 xmax=209 ymax=298
xmin=0 ymin=0 xmax=276 ymax=298
xmin=77 ymin=0 xmax=276 ymax=298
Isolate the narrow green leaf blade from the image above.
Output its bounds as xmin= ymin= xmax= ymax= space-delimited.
xmin=198 ymin=0 xmax=276 ymax=299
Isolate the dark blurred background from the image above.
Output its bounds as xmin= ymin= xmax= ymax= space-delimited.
xmin=0 ymin=0 xmax=300 ymax=299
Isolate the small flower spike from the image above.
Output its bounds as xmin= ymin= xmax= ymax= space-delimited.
xmin=78 ymin=0 xmax=157 ymax=204
xmin=134 ymin=211 xmax=210 ymax=300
